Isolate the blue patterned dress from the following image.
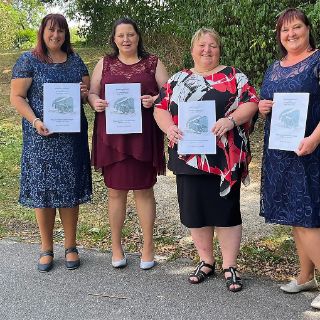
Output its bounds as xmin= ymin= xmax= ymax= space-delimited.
xmin=12 ymin=52 xmax=92 ymax=208
xmin=260 ymin=50 xmax=320 ymax=227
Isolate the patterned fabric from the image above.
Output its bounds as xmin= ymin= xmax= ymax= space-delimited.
xmin=12 ymin=52 xmax=92 ymax=208
xmin=155 ymin=67 xmax=258 ymax=196
xmin=91 ymin=55 xmax=166 ymax=177
xmin=260 ymin=50 xmax=320 ymax=227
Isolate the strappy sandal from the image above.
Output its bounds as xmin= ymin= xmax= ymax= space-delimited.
xmin=65 ymin=247 xmax=80 ymax=270
xmin=188 ymin=261 xmax=215 ymax=284
xmin=38 ymin=250 xmax=54 ymax=273
xmin=224 ymin=266 xmax=243 ymax=292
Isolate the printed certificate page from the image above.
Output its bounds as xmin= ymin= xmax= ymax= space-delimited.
xmin=269 ymin=92 xmax=309 ymax=151
xmin=105 ymin=83 xmax=142 ymax=134
xmin=43 ymin=83 xmax=81 ymax=133
xmin=178 ymin=101 xmax=216 ymax=155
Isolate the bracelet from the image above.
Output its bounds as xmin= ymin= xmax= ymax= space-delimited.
xmin=32 ymin=118 xmax=40 ymax=128
xmin=227 ymin=116 xmax=237 ymax=128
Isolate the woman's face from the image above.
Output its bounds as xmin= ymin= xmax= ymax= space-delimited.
xmin=191 ymin=33 xmax=220 ymax=70
xmin=43 ymin=20 xmax=65 ymax=52
xmin=114 ymin=23 xmax=139 ymax=56
xmin=280 ymin=18 xmax=310 ymax=55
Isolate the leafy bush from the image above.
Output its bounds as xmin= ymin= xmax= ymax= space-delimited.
xmin=66 ymin=0 xmax=320 ymax=87
xmin=15 ymin=28 xmax=37 ymax=49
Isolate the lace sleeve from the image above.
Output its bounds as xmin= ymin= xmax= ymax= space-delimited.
xmin=12 ymin=52 xmax=34 ymax=79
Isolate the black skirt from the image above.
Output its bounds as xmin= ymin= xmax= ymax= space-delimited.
xmin=176 ymin=174 xmax=242 ymax=228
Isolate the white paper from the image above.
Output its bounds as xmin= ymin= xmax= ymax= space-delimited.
xmin=105 ymin=83 xmax=142 ymax=134
xmin=43 ymin=83 xmax=81 ymax=133
xmin=269 ymin=92 xmax=309 ymax=151
xmin=178 ymin=101 xmax=216 ymax=154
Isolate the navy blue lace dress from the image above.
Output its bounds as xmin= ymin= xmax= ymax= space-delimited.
xmin=260 ymin=50 xmax=320 ymax=227
xmin=12 ymin=52 xmax=92 ymax=208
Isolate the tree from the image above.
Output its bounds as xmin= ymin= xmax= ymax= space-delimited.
xmin=0 ymin=2 xmax=18 ymax=50
xmin=46 ymin=0 xmax=320 ymax=86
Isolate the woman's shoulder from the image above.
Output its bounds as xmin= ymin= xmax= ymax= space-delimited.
xmin=147 ymin=54 xmax=158 ymax=62
xmin=12 ymin=51 xmax=37 ymax=78
xmin=68 ymin=52 xmax=85 ymax=63
xmin=16 ymin=51 xmax=35 ymax=64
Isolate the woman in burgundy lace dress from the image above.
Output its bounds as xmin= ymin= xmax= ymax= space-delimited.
xmin=88 ymin=17 xmax=168 ymax=270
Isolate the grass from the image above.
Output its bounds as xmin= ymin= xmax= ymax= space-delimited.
xmin=0 ymin=48 xmax=298 ymax=280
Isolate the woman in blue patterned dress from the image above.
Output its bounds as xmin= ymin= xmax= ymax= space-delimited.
xmin=10 ymin=14 xmax=92 ymax=272
xmin=259 ymin=8 xmax=320 ymax=308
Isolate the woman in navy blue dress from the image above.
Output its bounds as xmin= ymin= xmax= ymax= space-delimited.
xmin=259 ymin=8 xmax=320 ymax=308
xmin=10 ymin=14 xmax=92 ymax=272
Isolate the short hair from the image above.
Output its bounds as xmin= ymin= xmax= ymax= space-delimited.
xmin=109 ymin=17 xmax=149 ymax=58
xmin=276 ymin=8 xmax=316 ymax=58
xmin=190 ymin=27 xmax=222 ymax=52
xmin=32 ymin=13 xmax=73 ymax=63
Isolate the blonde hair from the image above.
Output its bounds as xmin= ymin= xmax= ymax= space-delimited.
xmin=190 ymin=27 xmax=221 ymax=51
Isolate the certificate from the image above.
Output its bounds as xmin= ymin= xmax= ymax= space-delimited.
xmin=178 ymin=101 xmax=216 ymax=154
xmin=105 ymin=83 xmax=142 ymax=134
xmin=269 ymin=92 xmax=309 ymax=151
xmin=43 ymin=83 xmax=81 ymax=133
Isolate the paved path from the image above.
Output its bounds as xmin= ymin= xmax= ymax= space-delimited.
xmin=1 ymin=240 xmax=320 ymax=320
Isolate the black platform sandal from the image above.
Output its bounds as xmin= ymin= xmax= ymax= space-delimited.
xmin=223 ymin=266 xmax=243 ymax=292
xmin=188 ymin=261 xmax=215 ymax=284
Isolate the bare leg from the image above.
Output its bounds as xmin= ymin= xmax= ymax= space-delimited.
xmin=293 ymin=227 xmax=315 ymax=284
xmin=294 ymin=227 xmax=320 ymax=274
xmin=108 ymin=188 xmax=128 ymax=261
xmin=189 ymin=227 xmax=215 ymax=281
xmin=134 ymin=188 xmax=156 ymax=262
xmin=59 ymin=206 xmax=79 ymax=262
xmin=35 ymin=208 xmax=56 ymax=264
xmin=215 ymin=224 xmax=242 ymax=290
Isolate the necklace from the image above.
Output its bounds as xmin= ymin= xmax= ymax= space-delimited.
xmin=47 ymin=52 xmax=67 ymax=63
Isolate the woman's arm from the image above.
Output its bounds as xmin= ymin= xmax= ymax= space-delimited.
xmin=87 ymin=58 xmax=108 ymax=112
xmin=154 ymin=108 xmax=182 ymax=144
xmin=258 ymin=99 xmax=274 ymax=118
xmin=155 ymin=59 xmax=169 ymax=89
xmin=80 ymin=75 xmax=90 ymax=103
xmin=296 ymin=123 xmax=320 ymax=156
xmin=212 ymin=102 xmax=258 ymax=137
xmin=141 ymin=59 xmax=169 ymax=108
xmin=10 ymin=78 xmax=50 ymax=136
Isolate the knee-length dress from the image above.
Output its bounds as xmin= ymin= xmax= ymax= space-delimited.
xmin=91 ymin=55 xmax=165 ymax=190
xmin=12 ymin=52 xmax=92 ymax=208
xmin=260 ymin=50 xmax=320 ymax=227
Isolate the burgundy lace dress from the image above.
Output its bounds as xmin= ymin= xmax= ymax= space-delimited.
xmin=92 ymin=55 xmax=165 ymax=190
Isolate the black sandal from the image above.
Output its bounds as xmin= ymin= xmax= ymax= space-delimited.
xmin=188 ymin=261 xmax=215 ymax=284
xmin=223 ymin=266 xmax=243 ymax=292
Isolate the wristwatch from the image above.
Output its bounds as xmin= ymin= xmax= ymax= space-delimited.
xmin=227 ymin=116 xmax=238 ymax=128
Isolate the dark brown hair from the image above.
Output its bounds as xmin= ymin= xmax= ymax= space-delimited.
xmin=276 ymin=8 xmax=316 ymax=58
xmin=109 ymin=17 xmax=149 ymax=58
xmin=32 ymin=13 xmax=74 ymax=63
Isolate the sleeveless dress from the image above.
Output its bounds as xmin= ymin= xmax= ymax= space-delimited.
xmin=260 ymin=50 xmax=320 ymax=227
xmin=91 ymin=55 xmax=165 ymax=190
xmin=12 ymin=52 xmax=92 ymax=208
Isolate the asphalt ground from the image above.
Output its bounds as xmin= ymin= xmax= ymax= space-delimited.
xmin=1 ymin=239 xmax=320 ymax=320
